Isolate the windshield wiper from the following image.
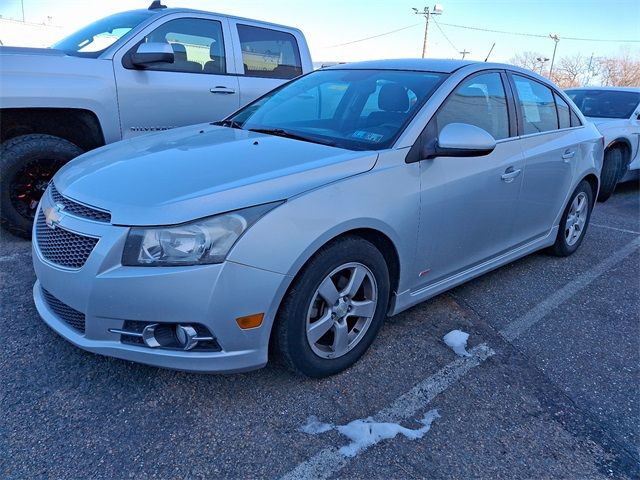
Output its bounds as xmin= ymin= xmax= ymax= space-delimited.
xmin=212 ymin=119 xmax=244 ymax=129
xmin=248 ymin=128 xmax=336 ymax=147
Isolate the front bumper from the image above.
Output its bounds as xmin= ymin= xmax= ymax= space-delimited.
xmin=32 ymin=201 xmax=289 ymax=373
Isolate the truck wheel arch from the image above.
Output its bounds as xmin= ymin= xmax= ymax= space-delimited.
xmin=0 ymin=108 xmax=106 ymax=151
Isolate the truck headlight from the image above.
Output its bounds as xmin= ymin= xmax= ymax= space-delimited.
xmin=122 ymin=202 xmax=282 ymax=266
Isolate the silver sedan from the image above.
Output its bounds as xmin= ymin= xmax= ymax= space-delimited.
xmin=33 ymin=59 xmax=603 ymax=377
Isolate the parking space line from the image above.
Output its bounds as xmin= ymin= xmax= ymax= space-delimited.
xmin=590 ymin=223 xmax=640 ymax=235
xmin=280 ymin=344 xmax=495 ymax=480
xmin=0 ymin=252 xmax=30 ymax=263
xmin=500 ymin=237 xmax=640 ymax=342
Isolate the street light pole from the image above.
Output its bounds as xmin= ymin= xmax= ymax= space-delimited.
xmin=549 ymin=34 xmax=560 ymax=77
xmin=536 ymin=56 xmax=550 ymax=75
xmin=413 ymin=5 xmax=443 ymax=58
xmin=21 ymin=0 xmax=26 ymax=22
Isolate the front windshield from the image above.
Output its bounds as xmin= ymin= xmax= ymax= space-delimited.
xmin=225 ymin=69 xmax=447 ymax=151
xmin=52 ymin=11 xmax=154 ymax=58
xmin=567 ymin=89 xmax=640 ymax=119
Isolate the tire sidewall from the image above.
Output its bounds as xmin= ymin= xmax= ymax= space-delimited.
xmin=0 ymin=134 xmax=83 ymax=237
xmin=278 ymin=237 xmax=390 ymax=377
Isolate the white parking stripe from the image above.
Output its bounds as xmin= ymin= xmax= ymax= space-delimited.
xmin=590 ymin=223 xmax=640 ymax=235
xmin=500 ymin=237 xmax=640 ymax=342
xmin=0 ymin=252 xmax=30 ymax=263
xmin=280 ymin=344 xmax=495 ymax=480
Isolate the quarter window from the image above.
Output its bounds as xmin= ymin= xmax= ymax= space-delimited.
xmin=140 ymin=18 xmax=226 ymax=74
xmin=513 ymin=75 xmax=558 ymax=134
xmin=570 ymin=108 xmax=582 ymax=127
xmin=555 ymin=93 xmax=571 ymax=129
xmin=435 ymin=72 xmax=510 ymax=140
xmin=237 ymin=24 xmax=302 ymax=79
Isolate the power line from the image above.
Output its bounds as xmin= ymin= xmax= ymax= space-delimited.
xmin=432 ymin=18 xmax=458 ymax=53
xmin=326 ymin=23 xmax=421 ymax=48
xmin=438 ymin=21 xmax=640 ymax=43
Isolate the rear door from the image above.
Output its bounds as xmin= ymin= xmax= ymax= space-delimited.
xmin=113 ymin=14 xmax=240 ymax=139
xmin=508 ymin=73 xmax=582 ymax=244
xmin=227 ymin=20 xmax=306 ymax=107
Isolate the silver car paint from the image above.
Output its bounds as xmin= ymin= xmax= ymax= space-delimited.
xmin=33 ymin=60 xmax=603 ymax=373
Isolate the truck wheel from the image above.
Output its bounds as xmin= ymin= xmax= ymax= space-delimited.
xmin=0 ymin=134 xmax=83 ymax=238
xmin=597 ymin=147 xmax=623 ymax=202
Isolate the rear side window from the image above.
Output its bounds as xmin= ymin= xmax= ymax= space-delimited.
xmin=555 ymin=93 xmax=571 ymax=129
xmin=237 ymin=24 xmax=302 ymax=79
xmin=436 ymin=72 xmax=510 ymax=140
xmin=570 ymin=109 xmax=582 ymax=127
xmin=513 ymin=75 xmax=558 ymax=134
xmin=142 ymin=18 xmax=226 ymax=74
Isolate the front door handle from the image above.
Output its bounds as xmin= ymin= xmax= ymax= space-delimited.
xmin=210 ymin=86 xmax=236 ymax=95
xmin=501 ymin=167 xmax=522 ymax=183
xmin=562 ymin=149 xmax=576 ymax=161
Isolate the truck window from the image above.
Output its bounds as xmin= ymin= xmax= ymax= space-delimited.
xmin=142 ymin=18 xmax=226 ymax=74
xmin=237 ymin=24 xmax=302 ymax=79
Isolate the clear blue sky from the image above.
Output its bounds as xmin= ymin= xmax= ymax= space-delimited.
xmin=1 ymin=0 xmax=638 ymax=62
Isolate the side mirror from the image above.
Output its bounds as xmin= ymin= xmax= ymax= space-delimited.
xmin=424 ymin=123 xmax=496 ymax=159
xmin=131 ymin=42 xmax=174 ymax=68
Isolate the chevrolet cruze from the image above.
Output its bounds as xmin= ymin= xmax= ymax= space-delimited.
xmin=33 ymin=59 xmax=603 ymax=377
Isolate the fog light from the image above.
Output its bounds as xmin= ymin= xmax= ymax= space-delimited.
xmin=175 ymin=325 xmax=199 ymax=351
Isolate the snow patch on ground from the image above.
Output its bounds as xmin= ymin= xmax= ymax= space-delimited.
xmin=299 ymin=410 xmax=440 ymax=458
xmin=443 ymin=329 xmax=472 ymax=357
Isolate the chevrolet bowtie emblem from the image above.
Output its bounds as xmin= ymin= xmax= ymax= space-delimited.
xmin=44 ymin=203 xmax=65 ymax=229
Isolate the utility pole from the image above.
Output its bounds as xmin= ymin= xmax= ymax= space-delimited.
xmin=21 ymin=0 xmax=25 ymax=22
xmin=413 ymin=5 xmax=444 ymax=58
xmin=548 ymin=34 xmax=560 ymax=77
xmin=460 ymin=49 xmax=470 ymax=59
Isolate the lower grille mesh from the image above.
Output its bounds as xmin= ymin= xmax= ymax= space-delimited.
xmin=42 ymin=288 xmax=86 ymax=333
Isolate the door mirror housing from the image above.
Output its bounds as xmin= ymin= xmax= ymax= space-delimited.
xmin=424 ymin=123 xmax=497 ymax=159
xmin=131 ymin=42 xmax=174 ymax=68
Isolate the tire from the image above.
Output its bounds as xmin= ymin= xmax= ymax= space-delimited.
xmin=549 ymin=180 xmax=594 ymax=257
xmin=274 ymin=236 xmax=390 ymax=378
xmin=0 ymin=134 xmax=83 ymax=238
xmin=597 ymin=147 xmax=624 ymax=202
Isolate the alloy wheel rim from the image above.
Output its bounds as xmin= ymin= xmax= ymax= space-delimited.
xmin=10 ymin=162 xmax=57 ymax=219
xmin=305 ymin=262 xmax=378 ymax=359
xmin=565 ymin=192 xmax=588 ymax=246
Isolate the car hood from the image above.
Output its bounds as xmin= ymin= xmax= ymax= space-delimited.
xmin=54 ymin=124 xmax=378 ymax=226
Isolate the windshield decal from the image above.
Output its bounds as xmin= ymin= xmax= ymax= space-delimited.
xmin=351 ymin=131 xmax=384 ymax=143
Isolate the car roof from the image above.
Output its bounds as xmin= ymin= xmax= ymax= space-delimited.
xmin=127 ymin=7 xmax=303 ymax=33
xmin=565 ymin=86 xmax=640 ymax=93
xmin=324 ymin=58 xmax=474 ymax=73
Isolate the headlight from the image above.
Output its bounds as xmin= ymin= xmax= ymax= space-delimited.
xmin=122 ymin=202 xmax=282 ymax=266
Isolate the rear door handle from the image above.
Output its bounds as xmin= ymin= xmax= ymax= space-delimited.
xmin=210 ymin=86 xmax=236 ymax=95
xmin=562 ymin=149 xmax=576 ymax=161
xmin=501 ymin=167 xmax=522 ymax=183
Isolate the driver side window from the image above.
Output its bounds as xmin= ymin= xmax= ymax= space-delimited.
xmin=436 ymin=72 xmax=510 ymax=140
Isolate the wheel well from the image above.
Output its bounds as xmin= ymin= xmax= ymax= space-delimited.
xmin=0 ymin=108 xmax=105 ymax=151
xmin=583 ymin=173 xmax=599 ymax=200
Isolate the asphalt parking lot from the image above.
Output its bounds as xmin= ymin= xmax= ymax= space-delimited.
xmin=1 ymin=182 xmax=638 ymax=480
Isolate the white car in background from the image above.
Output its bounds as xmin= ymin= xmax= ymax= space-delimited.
xmin=566 ymin=87 xmax=640 ymax=201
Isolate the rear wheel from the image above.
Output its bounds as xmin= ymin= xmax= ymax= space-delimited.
xmin=0 ymin=134 xmax=83 ymax=238
xmin=274 ymin=236 xmax=390 ymax=378
xmin=549 ymin=180 xmax=594 ymax=257
xmin=597 ymin=147 xmax=624 ymax=202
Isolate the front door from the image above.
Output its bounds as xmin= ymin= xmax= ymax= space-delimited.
xmin=414 ymin=71 xmax=525 ymax=288
xmin=113 ymin=15 xmax=240 ymax=140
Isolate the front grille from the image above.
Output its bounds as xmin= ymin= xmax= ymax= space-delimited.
xmin=35 ymin=213 xmax=98 ymax=269
xmin=50 ymin=184 xmax=111 ymax=223
xmin=42 ymin=288 xmax=86 ymax=333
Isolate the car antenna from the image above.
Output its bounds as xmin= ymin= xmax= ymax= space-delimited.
xmin=484 ymin=43 xmax=495 ymax=62
xmin=148 ymin=1 xmax=167 ymax=10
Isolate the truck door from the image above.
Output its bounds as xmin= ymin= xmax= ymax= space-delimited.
xmin=113 ymin=14 xmax=240 ymax=139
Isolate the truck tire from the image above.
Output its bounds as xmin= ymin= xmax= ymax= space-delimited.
xmin=0 ymin=134 xmax=83 ymax=238
xmin=597 ymin=147 xmax=623 ymax=202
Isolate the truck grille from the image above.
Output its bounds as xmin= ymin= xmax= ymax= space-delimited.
xmin=42 ymin=288 xmax=86 ymax=333
xmin=50 ymin=184 xmax=111 ymax=223
xmin=35 ymin=213 xmax=99 ymax=269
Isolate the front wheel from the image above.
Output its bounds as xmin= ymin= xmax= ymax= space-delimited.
xmin=597 ymin=147 xmax=624 ymax=202
xmin=0 ymin=134 xmax=83 ymax=238
xmin=274 ymin=236 xmax=390 ymax=378
xmin=549 ymin=180 xmax=594 ymax=257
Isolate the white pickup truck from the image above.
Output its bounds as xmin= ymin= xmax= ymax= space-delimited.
xmin=0 ymin=1 xmax=313 ymax=237
xmin=566 ymin=87 xmax=640 ymax=201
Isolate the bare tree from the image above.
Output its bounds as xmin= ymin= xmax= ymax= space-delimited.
xmin=597 ymin=49 xmax=640 ymax=87
xmin=551 ymin=54 xmax=589 ymax=88
xmin=509 ymin=51 xmax=547 ymax=73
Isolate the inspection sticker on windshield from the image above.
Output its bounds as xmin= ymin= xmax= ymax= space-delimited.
xmin=352 ymin=131 xmax=384 ymax=143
